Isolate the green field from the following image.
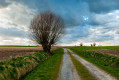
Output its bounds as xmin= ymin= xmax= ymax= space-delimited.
xmin=1 ymin=46 xmax=119 ymax=80
xmin=69 ymin=46 xmax=119 ymax=79
xmin=69 ymin=46 xmax=119 ymax=50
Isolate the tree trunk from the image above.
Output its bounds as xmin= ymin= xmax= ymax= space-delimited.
xmin=42 ymin=44 xmax=52 ymax=55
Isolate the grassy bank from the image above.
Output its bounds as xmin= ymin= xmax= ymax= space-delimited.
xmin=0 ymin=50 xmax=51 ymax=80
xmin=23 ymin=48 xmax=63 ymax=80
xmin=70 ymin=47 xmax=119 ymax=68
xmin=70 ymin=47 xmax=119 ymax=79
xmin=68 ymin=51 xmax=95 ymax=80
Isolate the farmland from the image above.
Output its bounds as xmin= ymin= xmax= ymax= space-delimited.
xmin=70 ymin=46 xmax=119 ymax=57
xmin=1 ymin=0 xmax=119 ymax=80
xmin=0 ymin=46 xmax=58 ymax=62
xmin=0 ymin=48 xmax=63 ymax=80
xmin=0 ymin=46 xmax=119 ymax=80
xmin=91 ymin=49 xmax=119 ymax=57
xmin=0 ymin=47 xmax=42 ymax=62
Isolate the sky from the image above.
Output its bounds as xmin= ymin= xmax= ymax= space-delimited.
xmin=0 ymin=0 xmax=119 ymax=46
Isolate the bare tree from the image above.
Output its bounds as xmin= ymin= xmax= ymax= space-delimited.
xmin=91 ymin=44 xmax=93 ymax=47
xmin=80 ymin=43 xmax=83 ymax=46
xmin=30 ymin=11 xmax=65 ymax=54
xmin=93 ymin=43 xmax=96 ymax=47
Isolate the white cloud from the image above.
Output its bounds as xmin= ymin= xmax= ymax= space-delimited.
xmin=0 ymin=36 xmax=35 ymax=45
xmin=0 ymin=1 xmax=37 ymax=45
xmin=0 ymin=2 xmax=37 ymax=30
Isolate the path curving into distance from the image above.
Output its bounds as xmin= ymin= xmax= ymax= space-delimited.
xmin=58 ymin=48 xmax=80 ymax=80
xmin=67 ymin=49 xmax=117 ymax=80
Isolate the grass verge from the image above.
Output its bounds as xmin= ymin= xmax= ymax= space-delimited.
xmin=23 ymin=48 xmax=64 ymax=80
xmin=70 ymin=48 xmax=119 ymax=79
xmin=67 ymin=51 xmax=95 ymax=80
xmin=0 ymin=51 xmax=50 ymax=80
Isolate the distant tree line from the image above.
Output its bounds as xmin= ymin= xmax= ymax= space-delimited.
xmin=79 ymin=42 xmax=102 ymax=47
xmin=91 ymin=43 xmax=96 ymax=47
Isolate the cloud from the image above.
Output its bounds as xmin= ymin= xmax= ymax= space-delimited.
xmin=84 ymin=0 xmax=119 ymax=13
xmin=61 ymin=10 xmax=119 ymax=46
xmin=61 ymin=25 xmax=90 ymax=44
xmin=0 ymin=37 xmax=34 ymax=45
xmin=0 ymin=1 xmax=37 ymax=45
xmin=89 ymin=10 xmax=119 ymax=26
xmin=0 ymin=0 xmax=10 ymax=8
xmin=12 ymin=0 xmax=90 ymax=27
xmin=0 ymin=0 xmax=119 ymax=46
xmin=0 ymin=27 xmax=28 ymax=38
xmin=4 ymin=0 xmax=89 ymax=27
xmin=0 ymin=2 xmax=37 ymax=30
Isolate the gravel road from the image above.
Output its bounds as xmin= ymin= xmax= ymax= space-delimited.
xmin=58 ymin=48 xmax=80 ymax=80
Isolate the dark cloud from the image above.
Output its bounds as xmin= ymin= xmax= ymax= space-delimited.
xmin=61 ymin=26 xmax=90 ymax=44
xmin=115 ymin=30 xmax=119 ymax=34
xmin=9 ymin=0 xmax=87 ymax=27
xmin=0 ymin=0 xmax=10 ymax=8
xmin=93 ymin=35 xmax=114 ymax=42
xmin=2 ymin=0 xmax=119 ymax=27
xmin=0 ymin=0 xmax=119 ymax=45
xmin=84 ymin=0 xmax=119 ymax=13
xmin=7 ymin=22 xmax=18 ymax=26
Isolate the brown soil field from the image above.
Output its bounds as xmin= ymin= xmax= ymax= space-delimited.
xmin=92 ymin=49 xmax=119 ymax=58
xmin=0 ymin=46 xmax=58 ymax=62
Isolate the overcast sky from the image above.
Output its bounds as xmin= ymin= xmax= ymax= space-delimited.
xmin=0 ymin=0 xmax=119 ymax=46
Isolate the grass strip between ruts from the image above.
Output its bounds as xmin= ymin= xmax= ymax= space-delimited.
xmin=67 ymin=51 xmax=95 ymax=80
xmin=23 ymin=48 xmax=64 ymax=80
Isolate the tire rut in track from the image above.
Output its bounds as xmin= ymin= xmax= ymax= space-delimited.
xmin=58 ymin=48 xmax=80 ymax=80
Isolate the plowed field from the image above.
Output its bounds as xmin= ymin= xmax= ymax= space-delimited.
xmin=0 ymin=47 xmax=43 ymax=61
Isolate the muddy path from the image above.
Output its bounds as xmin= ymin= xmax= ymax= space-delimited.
xmin=58 ymin=48 xmax=80 ymax=80
xmin=67 ymin=49 xmax=117 ymax=80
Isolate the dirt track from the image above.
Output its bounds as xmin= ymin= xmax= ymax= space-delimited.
xmin=58 ymin=48 xmax=80 ymax=80
xmin=68 ymin=49 xmax=117 ymax=80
